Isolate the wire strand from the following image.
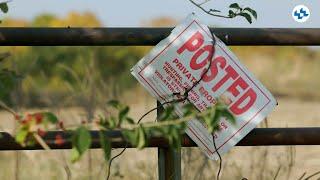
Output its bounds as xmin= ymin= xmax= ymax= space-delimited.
xmin=212 ymin=134 xmax=222 ymax=180
xmin=106 ymin=26 xmax=221 ymax=180
xmin=106 ymin=145 xmax=127 ymax=180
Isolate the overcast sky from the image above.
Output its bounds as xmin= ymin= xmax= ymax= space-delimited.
xmin=6 ymin=0 xmax=320 ymax=27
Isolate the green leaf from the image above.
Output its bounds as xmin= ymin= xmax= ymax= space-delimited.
xmin=147 ymin=126 xmax=164 ymax=137
xmin=43 ymin=112 xmax=59 ymax=124
xmin=99 ymin=131 xmax=111 ymax=161
xmin=100 ymin=116 xmax=117 ymax=129
xmin=125 ymin=117 xmax=135 ymax=124
xmin=228 ymin=10 xmax=236 ymax=18
xmin=15 ymin=129 xmax=28 ymax=145
xmin=118 ymin=106 xmax=129 ymax=125
xmin=107 ymin=100 xmax=120 ymax=109
xmin=0 ymin=3 xmax=8 ymax=13
xmin=71 ymin=148 xmax=80 ymax=163
xmin=213 ymin=109 xmax=221 ymax=122
xmin=98 ymin=116 xmax=106 ymax=127
xmin=71 ymin=126 xmax=92 ymax=162
xmin=239 ymin=12 xmax=252 ymax=24
xmin=182 ymin=103 xmax=196 ymax=117
xmin=221 ymin=110 xmax=236 ymax=124
xmin=136 ymin=126 xmax=146 ymax=149
xmin=159 ymin=106 xmax=175 ymax=121
xmin=229 ymin=3 xmax=241 ymax=10
xmin=244 ymin=7 xmax=257 ymax=19
xmin=204 ymin=116 xmax=214 ymax=133
xmin=170 ymin=127 xmax=181 ymax=149
xmin=123 ymin=129 xmax=138 ymax=146
xmin=205 ymin=110 xmax=221 ymax=133
xmin=108 ymin=116 xmax=117 ymax=129
xmin=25 ymin=137 xmax=36 ymax=147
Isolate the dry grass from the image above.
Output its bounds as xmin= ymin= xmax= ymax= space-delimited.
xmin=0 ymin=93 xmax=319 ymax=179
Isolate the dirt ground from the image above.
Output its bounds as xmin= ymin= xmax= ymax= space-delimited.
xmin=0 ymin=97 xmax=319 ymax=180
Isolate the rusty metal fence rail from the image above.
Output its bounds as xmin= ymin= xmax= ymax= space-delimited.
xmin=0 ymin=27 xmax=319 ymax=180
xmin=0 ymin=128 xmax=319 ymax=151
xmin=0 ymin=28 xmax=319 ymax=46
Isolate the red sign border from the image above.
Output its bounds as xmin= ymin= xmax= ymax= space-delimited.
xmin=137 ymin=20 xmax=271 ymax=155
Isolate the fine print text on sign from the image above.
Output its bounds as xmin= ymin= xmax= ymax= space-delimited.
xmin=131 ymin=14 xmax=277 ymax=160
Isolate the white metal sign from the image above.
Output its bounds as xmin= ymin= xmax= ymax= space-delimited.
xmin=131 ymin=14 xmax=277 ymax=160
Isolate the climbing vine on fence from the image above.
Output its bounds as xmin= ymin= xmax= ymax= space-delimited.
xmin=8 ymin=99 xmax=235 ymax=162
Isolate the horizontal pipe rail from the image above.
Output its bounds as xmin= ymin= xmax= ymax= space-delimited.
xmin=1 ymin=127 xmax=320 ymax=150
xmin=0 ymin=28 xmax=319 ymax=46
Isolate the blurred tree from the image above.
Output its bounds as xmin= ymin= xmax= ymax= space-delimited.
xmin=50 ymin=11 xmax=101 ymax=27
xmin=1 ymin=18 xmax=28 ymax=27
xmin=31 ymin=13 xmax=56 ymax=26
xmin=142 ymin=16 xmax=178 ymax=27
xmin=0 ymin=12 xmax=146 ymax=106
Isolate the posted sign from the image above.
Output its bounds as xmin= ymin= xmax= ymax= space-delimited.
xmin=131 ymin=14 xmax=277 ymax=160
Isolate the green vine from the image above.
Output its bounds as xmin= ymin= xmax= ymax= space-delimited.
xmin=188 ymin=0 xmax=257 ymax=24
xmin=2 ymin=99 xmax=235 ymax=162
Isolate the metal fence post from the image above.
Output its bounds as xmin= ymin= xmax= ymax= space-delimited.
xmin=157 ymin=101 xmax=181 ymax=180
